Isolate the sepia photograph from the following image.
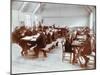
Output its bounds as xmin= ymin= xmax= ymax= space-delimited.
xmin=11 ymin=0 xmax=96 ymax=74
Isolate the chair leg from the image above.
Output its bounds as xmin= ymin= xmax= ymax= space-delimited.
xmin=62 ymin=52 xmax=64 ymax=61
xmin=42 ymin=50 xmax=47 ymax=57
xmin=70 ymin=53 xmax=72 ymax=63
xmin=34 ymin=48 xmax=39 ymax=58
xmin=94 ymin=56 xmax=96 ymax=68
xmin=72 ymin=51 xmax=76 ymax=64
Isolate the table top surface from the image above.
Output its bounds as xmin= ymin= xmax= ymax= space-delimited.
xmin=21 ymin=33 xmax=40 ymax=41
xmin=72 ymin=40 xmax=84 ymax=47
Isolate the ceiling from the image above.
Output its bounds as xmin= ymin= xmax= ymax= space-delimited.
xmin=12 ymin=1 xmax=38 ymax=13
xmin=12 ymin=1 xmax=95 ymax=17
xmin=12 ymin=1 xmax=23 ymax=10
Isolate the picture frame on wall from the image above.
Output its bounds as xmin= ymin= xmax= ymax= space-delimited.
xmin=11 ymin=0 xmax=96 ymax=74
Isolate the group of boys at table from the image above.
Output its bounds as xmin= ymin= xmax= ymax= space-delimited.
xmin=12 ymin=24 xmax=96 ymax=68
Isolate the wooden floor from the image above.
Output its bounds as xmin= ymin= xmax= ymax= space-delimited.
xmin=12 ymin=38 xmax=95 ymax=74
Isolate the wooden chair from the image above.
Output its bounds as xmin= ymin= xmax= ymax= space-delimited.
xmin=62 ymin=39 xmax=73 ymax=63
xmin=87 ymin=51 xmax=96 ymax=68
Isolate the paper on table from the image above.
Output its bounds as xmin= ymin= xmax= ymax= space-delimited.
xmin=32 ymin=33 xmax=40 ymax=38
xmin=21 ymin=36 xmax=34 ymax=40
xmin=21 ymin=33 xmax=40 ymax=41
xmin=30 ymin=38 xmax=37 ymax=41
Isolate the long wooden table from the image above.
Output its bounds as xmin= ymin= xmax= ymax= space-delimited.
xmin=21 ymin=33 xmax=48 ymax=57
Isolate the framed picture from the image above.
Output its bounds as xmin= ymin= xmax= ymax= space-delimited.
xmin=11 ymin=0 xmax=96 ymax=74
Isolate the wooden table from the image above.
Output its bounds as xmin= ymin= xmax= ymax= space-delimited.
xmin=21 ymin=34 xmax=47 ymax=57
xmin=71 ymin=40 xmax=84 ymax=64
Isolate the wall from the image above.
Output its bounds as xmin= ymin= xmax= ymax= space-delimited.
xmin=89 ymin=7 xmax=96 ymax=32
xmin=40 ymin=6 xmax=90 ymax=27
xmin=43 ymin=16 xmax=89 ymax=27
xmin=12 ymin=10 xmax=19 ymax=31
xmin=12 ymin=10 xmax=32 ymax=31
